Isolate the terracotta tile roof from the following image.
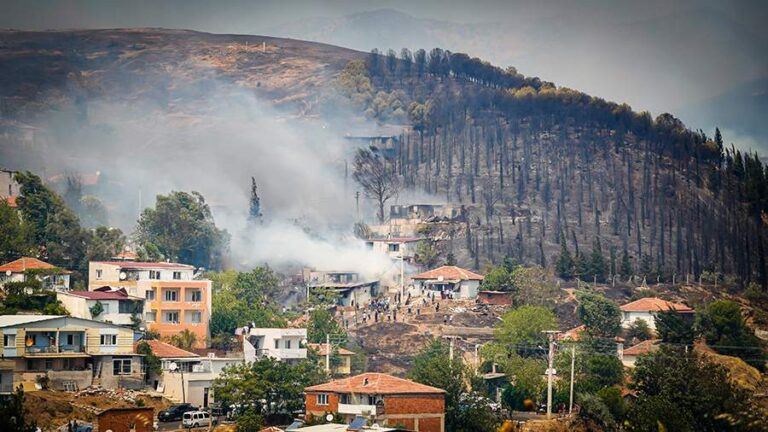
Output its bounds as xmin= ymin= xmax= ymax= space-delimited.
xmin=93 ymin=261 xmax=195 ymax=270
xmin=3 ymin=196 xmax=17 ymax=208
xmin=0 ymin=257 xmax=69 ymax=273
xmin=411 ymin=265 xmax=483 ymax=281
xmin=623 ymin=339 xmax=661 ymax=356
xmin=305 ymin=373 xmax=445 ymax=395
xmin=307 ymin=343 xmax=354 ymax=356
xmin=620 ymin=297 xmax=693 ymax=313
xmin=136 ymin=339 xmax=199 ymax=358
xmin=558 ymin=325 xmax=586 ymax=341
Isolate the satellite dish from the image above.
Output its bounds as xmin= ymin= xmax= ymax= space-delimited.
xmin=325 ymin=414 xmax=334 ymax=422
xmin=119 ymin=272 xmax=127 ymax=280
xmin=169 ymin=362 xmax=178 ymax=372
xmin=5 ymin=270 xmax=11 ymax=276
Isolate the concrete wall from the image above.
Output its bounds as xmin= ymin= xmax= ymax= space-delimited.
xmin=621 ymin=312 xmax=656 ymax=329
xmin=97 ymin=407 xmax=154 ymax=432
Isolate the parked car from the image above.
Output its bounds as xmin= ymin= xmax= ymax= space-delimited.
xmin=182 ymin=411 xmax=211 ymax=428
xmin=158 ymin=403 xmax=197 ymax=422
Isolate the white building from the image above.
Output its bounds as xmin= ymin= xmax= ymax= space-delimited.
xmin=304 ymin=269 xmax=379 ymax=308
xmin=57 ymin=287 xmax=145 ymax=326
xmin=0 ymin=257 xmax=71 ymax=291
xmin=621 ymin=339 xmax=660 ymax=368
xmin=619 ymin=297 xmax=694 ymax=330
xmin=140 ymin=340 xmax=242 ymax=408
xmin=239 ymin=327 xmax=307 ymax=363
xmin=364 ymin=237 xmax=423 ymax=262
xmin=410 ymin=266 xmax=483 ymax=300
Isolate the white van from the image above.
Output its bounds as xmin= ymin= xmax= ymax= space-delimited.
xmin=182 ymin=411 xmax=211 ymax=428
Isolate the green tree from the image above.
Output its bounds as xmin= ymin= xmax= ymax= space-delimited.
xmin=0 ymin=200 xmax=32 ymax=262
xmin=409 ymin=340 xmax=499 ymax=432
xmin=555 ymin=232 xmax=574 ymax=279
xmin=655 ymin=309 xmax=694 ymax=344
xmin=495 ymin=305 xmax=558 ymax=349
xmin=509 ymin=266 xmax=559 ymax=307
xmin=307 ymin=308 xmax=346 ymax=344
xmin=0 ymin=387 xmax=37 ymax=432
xmin=415 ymin=240 xmax=440 ymax=268
xmin=696 ymin=300 xmax=766 ymax=370
xmin=86 ymin=226 xmax=125 ymax=261
xmin=169 ymin=329 xmax=197 ymax=350
xmin=576 ymin=291 xmax=622 ymax=338
xmin=627 ymin=346 xmax=761 ymax=432
xmin=136 ymin=191 xmax=229 ymax=270
xmin=588 ymin=238 xmax=607 ymax=282
xmin=620 ymin=249 xmax=633 ymax=277
xmin=135 ymin=341 xmax=162 ymax=380
xmin=89 ymin=300 xmax=104 ymax=318
xmin=482 ymin=265 xmax=514 ymax=292
xmin=578 ymin=392 xmax=617 ymax=431
xmin=209 ymin=288 xmax=285 ymax=337
xmin=625 ymin=319 xmax=653 ymax=342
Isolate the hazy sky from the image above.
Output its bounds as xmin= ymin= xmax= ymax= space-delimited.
xmin=2 ymin=0 xmax=767 ymax=151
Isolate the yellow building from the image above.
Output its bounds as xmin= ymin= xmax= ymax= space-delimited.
xmin=307 ymin=343 xmax=354 ymax=376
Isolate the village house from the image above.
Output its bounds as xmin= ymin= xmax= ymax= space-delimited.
xmin=239 ymin=327 xmax=308 ymax=363
xmin=0 ymin=315 xmax=143 ymax=393
xmin=307 ymin=342 xmax=354 ymax=375
xmin=477 ymin=290 xmax=513 ymax=306
xmin=0 ymin=168 xmax=20 ymax=208
xmin=410 ymin=266 xmax=483 ymax=300
xmin=619 ymin=297 xmax=694 ymax=330
xmin=368 ymin=204 xmax=464 ymax=237
xmin=364 ymin=237 xmax=423 ymax=263
xmin=304 ymin=268 xmax=379 ymax=308
xmin=139 ymin=339 xmax=242 ymax=408
xmin=88 ymin=261 xmax=212 ymax=348
xmin=305 ymin=373 xmax=446 ymax=432
xmin=0 ymin=257 xmax=71 ymax=291
xmin=621 ymin=339 xmax=661 ymax=368
xmin=57 ymin=287 xmax=145 ymax=326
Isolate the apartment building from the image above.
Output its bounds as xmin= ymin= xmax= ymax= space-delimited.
xmin=89 ymin=261 xmax=211 ymax=348
xmin=0 ymin=315 xmax=142 ymax=393
xmin=305 ymin=373 xmax=446 ymax=432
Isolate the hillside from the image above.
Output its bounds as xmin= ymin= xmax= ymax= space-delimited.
xmin=0 ymin=28 xmax=766 ymax=292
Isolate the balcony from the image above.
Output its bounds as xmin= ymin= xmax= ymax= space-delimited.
xmin=338 ymin=403 xmax=377 ymax=416
xmin=256 ymin=348 xmax=307 ymax=360
xmin=25 ymin=345 xmax=86 ymax=356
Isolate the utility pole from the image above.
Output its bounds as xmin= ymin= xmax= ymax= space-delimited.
xmin=325 ymin=334 xmax=331 ymax=373
xmin=543 ymin=330 xmax=561 ymax=419
xmin=569 ymin=344 xmax=576 ymax=414
xmin=400 ymin=243 xmax=405 ymax=299
xmin=448 ymin=336 xmax=454 ymax=361
xmin=355 ymin=191 xmax=361 ymax=222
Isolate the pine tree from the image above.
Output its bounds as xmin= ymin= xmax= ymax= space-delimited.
xmin=573 ymin=251 xmax=589 ymax=280
xmin=555 ymin=231 xmax=574 ymax=279
xmin=248 ymin=177 xmax=262 ymax=223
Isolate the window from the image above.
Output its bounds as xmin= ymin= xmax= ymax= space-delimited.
xmin=317 ymin=394 xmax=329 ymax=406
xmin=173 ymin=271 xmax=182 ymax=280
xmin=164 ymin=289 xmax=179 ymax=302
xmin=118 ymin=301 xmax=134 ymax=313
xmin=163 ymin=311 xmax=179 ymax=323
xmin=186 ymin=289 xmax=202 ymax=302
xmin=285 ymin=339 xmax=291 ymax=349
xmin=388 ymin=243 xmax=400 ymax=252
xmin=274 ymin=339 xmax=279 ymax=349
xmin=63 ymin=358 xmax=73 ymax=370
xmin=66 ymin=334 xmax=74 ymax=345
xmin=100 ymin=334 xmax=117 ymax=346
xmin=3 ymin=334 xmax=14 ymax=347
xmin=146 ymin=311 xmax=157 ymax=322
xmin=113 ymin=358 xmax=132 ymax=375
xmin=145 ymin=289 xmax=155 ymax=301
xmin=45 ymin=359 xmax=54 ymax=370
xmin=367 ymin=395 xmax=380 ymax=405
xmin=95 ymin=269 xmax=103 ymax=279
xmin=340 ymin=394 xmax=350 ymax=404
xmin=185 ymin=311 xmax=202 ymax=324
xmin=149 ymin=270 xmax=161 ymax=280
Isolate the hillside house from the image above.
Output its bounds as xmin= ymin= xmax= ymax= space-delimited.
xmin=0 ymin=257 xmax=71 ymax=291
xmin=365 ymin=237 xmax=422 ymax=263
xmin=57 ymin=287 xmax=145 ymax=326
xmin=89 ymin=261 xmax=212 ymax=348
xmin=304 ymin=269 xmax=379 ymax=307
xmin=307 ymin=343 xmax=354 ymax=375
xmin=619 ymin=297 xmax=694 ymax=330
xmin=0 ymin=168 xmax=20 ymax=207
xmin=239 ymin=327 xmax=307 ymax=363
xmin=0 ymin=315 xmax=142 ymax=393
xmin=477 ymin=290 xmax=512 ymax=306
xmin=622 ymin=339 xmax=661 ymax=367
xmin=410 ymin=266 xmax=483 ymax=300
xmin=305 ymin=373 xmax=446 ymax=432
xmin=139 ymin=339 xmax=242 ymax=408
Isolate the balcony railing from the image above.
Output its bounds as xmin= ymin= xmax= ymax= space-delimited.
xmin=25 ymin=345 xmax=85 ymax=354
xmin=256 ymin=348 xmax=307 ymax=360
xmin=338 ymin=403 xmax=377 ymax=416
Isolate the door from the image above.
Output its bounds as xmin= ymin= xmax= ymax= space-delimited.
xmin=203 ymin=387 xmax=209 ymax=408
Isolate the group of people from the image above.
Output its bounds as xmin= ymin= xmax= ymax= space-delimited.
xmin=341 ymin=288 xmax=456 ymax=328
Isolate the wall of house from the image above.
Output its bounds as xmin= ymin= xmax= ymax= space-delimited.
xmin=96 ymin=355 xmax=144 ymax=389
xmin=458 ymin=280 xmax=480 ymax=299
xmin=478 ymin=292 xmax=512 ymax=305
xmin=621 ymin=312 xmax=656 ymax=329
xmin=143 ymin=281 xmax=212 ymax=348
xmin=305 ymin=391 xmax=341 ymax=417
xmin=381 ymin=394 xmax=445 ymax=432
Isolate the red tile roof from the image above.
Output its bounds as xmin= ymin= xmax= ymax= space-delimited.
xmin=136 ymin=339 xmax=199 ymax=358
xmin=93 ymin=261 xmax=195 ymax=270
xmin=411 ymin=265 xmax=483 ymax=281
xmin=3 ymin=196 xmax=17 ymax=208
xmin=558 ymin=325 xmax=586 ymax=341
xmin=64 ymin=288 xmax=140 ymax=301
xmin=307 ymin=343 xmax=354 ymax=356
xmin=623 ymin=339 xmax=661 ymax=356
xmin=0 ymin=257 xmax=69 ymax=273
xmin=620 ymin=297 xmax=693 ymax=313
xmin=305 ymin=373 xmax=445 ymax=395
